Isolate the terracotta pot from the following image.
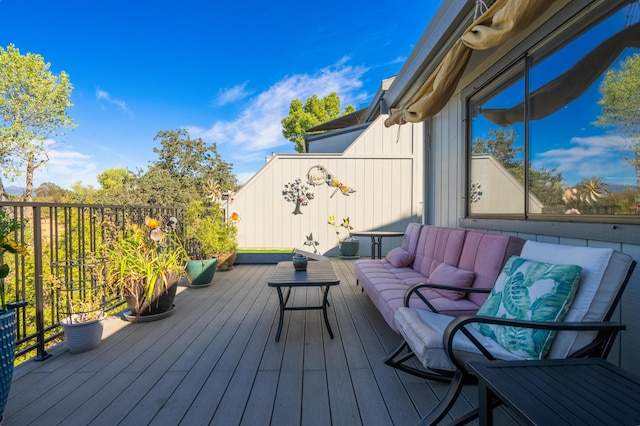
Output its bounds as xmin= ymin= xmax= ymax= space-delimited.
xmin=216 ymin=252 xmax=236 ymax=270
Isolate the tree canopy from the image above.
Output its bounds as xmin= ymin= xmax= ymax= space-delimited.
xmin=0 ymin=44 xmax=76 ymax=201
xmin=596 ymin=52 xmax=640 ymax=189
xmin=281 ymin=92 xmax=355 ymax=153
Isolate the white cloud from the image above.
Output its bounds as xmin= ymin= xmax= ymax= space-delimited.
xmin=33 ymin=144 xmax=98 ymax=189
xmin=96 ymin=88 xmax=132 ymax=115
xmin=214 ymin=82 xmax=251 ymax=106
xmin=533 ymin=134 xmax=636 ymax=185
xmin=187 ymin=59 xmax=369 ymax=176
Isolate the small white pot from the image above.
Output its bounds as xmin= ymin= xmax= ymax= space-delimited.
xmin=60 ymin=312 xmax=106 ymax=353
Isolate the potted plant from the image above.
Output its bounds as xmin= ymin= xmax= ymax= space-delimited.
xmin=182 ymin=200 xmax=219 ymax=286
xmin=214 ymin=212 xmax=239 ymax=271
xmin=328 ymin=215 xmax=359 ymax=258
xmin=105 ymin=215 xmax=186 ymax=321
xmin=46 ymin=262 xmax=108 ymax=354
xmin=0 ymin=210 xmax=29 ymax=421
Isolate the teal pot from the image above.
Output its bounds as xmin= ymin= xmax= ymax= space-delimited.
xmin=185 ymin=258 xmax=218 ymax=287
xmin=60 ymin=312 xmax=106 ymax=354
xmin=292 ymin=255 xmax=308 ymax=271
xmin=0 ymin=310 xmax=17 ymax=419
xmin=339 ymin=238 xmax=360 ymax=258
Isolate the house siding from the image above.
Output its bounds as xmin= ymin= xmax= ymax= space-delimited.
xmin=422 ymin=0 xmax=640 ymax=374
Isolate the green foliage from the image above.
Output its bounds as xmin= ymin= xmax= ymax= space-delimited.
xmin=473 ymin=128 xmax=564 ymax=207
xmin=281 ymin=92 xmax=356 ymax=153
xmin=472 ymin=129 xmax=523 ymax=170
xmin=182 ymin=200 xmax=235 ymax=259
xmin=34 ymin=182 xmax=71 ymax=202
xmin=0 ymin=44 xmax=76 ymax=200
xmin=597 ymin=53 xmax=640 ymax=189
xmin=143 ymin=129 xmax=238 ymax=205
xmin=96 ymin=168 xmax=137 ymax=205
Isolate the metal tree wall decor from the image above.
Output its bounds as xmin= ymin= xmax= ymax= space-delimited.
xmin=282 ymin=178 xmax=315 ymax=215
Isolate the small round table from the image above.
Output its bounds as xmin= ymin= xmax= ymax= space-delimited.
xmin=351 ymin=231 xmax=405 ymax=259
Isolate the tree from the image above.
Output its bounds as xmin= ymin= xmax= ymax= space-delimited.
xmin=472 ymin=129 xmax=523 ymax=170
xmin=596 ymin=53 xmax=640 ymax=189
xmin=472 ymin=128 xmax=563 ymax=207
xmin=134 ymin=129 xmax=238 ymax=206
xmin=281 ymin=92 xmax=355 ymax=153
xmin=34 ymin=182 xmax=70 ymax=202
xmin=0 ymin=44 xmax=76 ymax=201
xmin=96 ymin=168 xmax=137 ymax=205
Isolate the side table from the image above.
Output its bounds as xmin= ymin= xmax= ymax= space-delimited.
xmin=467 ymin=358 xmax=640 ymax=425
xmin=350 ymin=231 xmax=404 ymax=259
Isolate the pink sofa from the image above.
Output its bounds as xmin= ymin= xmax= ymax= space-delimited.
xmin=353 ymin=224 xmax=525 ymax=333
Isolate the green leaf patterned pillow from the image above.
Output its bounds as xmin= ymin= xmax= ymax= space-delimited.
xmin=475 ymin=256 xmax=582 ymax=359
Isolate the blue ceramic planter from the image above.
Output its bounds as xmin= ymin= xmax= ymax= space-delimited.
xmin=0 ymin=310 xmax=17 ymax=419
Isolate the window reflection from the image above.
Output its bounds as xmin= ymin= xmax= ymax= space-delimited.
xmin=468 ymin=2 xmax=640 ymax=218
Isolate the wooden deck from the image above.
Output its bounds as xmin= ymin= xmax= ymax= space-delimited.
xmin=5 ymin=259 xmax=522 ymax=425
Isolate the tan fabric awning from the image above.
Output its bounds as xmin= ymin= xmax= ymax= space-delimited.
xmin=385 ymin=0 xmax=548 ymax=127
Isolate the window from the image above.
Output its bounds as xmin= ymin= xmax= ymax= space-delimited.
xmin=468 ymin=2 xmax=640 ymax=220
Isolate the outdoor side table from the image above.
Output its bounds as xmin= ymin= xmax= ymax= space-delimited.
xmin=467 ymin=358 xmax=640 ymax=426
xmin=267 ymin=261 xmax=340 ymax=342
xmin=351 ymin=231 xmax=405 ymax=259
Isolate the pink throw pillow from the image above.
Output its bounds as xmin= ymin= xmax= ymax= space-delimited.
xmin=427 ymin=263 xmax=476 ymax=300
xmin=385 ymin=247 xmax=415 ymax=268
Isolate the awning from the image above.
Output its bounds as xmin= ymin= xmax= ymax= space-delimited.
xmin=305 ymin=108 xmax=369 ymax=132
xmin=385 ymin=0 xmax=549 ymax=127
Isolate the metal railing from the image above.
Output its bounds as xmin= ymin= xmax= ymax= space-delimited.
xmin=0 ymin=202 xmax=185 ymax=363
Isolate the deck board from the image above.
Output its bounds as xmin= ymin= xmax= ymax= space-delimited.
xmin=5 ymin=259 xmax=524 ymax=425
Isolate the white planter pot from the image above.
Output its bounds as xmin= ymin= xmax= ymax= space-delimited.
xmin=61 ymin=312 xmax=106 ymax=353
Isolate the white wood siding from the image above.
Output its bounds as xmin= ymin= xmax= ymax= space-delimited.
xmin=232 ymin=117 xmax=423 ymax=257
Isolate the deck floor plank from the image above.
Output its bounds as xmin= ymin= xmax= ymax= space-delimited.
xmin=5 ymin=259 xmax=524 ymax=426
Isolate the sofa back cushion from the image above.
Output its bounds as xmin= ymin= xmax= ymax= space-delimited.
xmin=401 ymin=222 xmax=423 ymax=254
xmin=458 ymin=231 xmax=526 ymax=306
xmin=519 ymin=241 xmax=634 ymax=359
xmin=413 ymin=227 xmax=466 ymax=278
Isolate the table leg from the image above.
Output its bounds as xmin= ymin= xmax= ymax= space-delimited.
xmin=322 ymin=286 xmax=334 ymax=339
xmin=274 ymin=287 xmax=286 ymax=342
xmin=478 ymin=381 xmax=492 ymax=426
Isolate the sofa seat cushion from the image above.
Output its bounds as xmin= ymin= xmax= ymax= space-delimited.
xmin=394 ymin=307 xmax=522 ymax=371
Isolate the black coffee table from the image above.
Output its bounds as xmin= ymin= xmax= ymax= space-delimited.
xmin=268 ymin=261 xmax=340 ymax=342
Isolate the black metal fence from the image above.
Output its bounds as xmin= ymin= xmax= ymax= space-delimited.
xmin=0 ymin=202 xmax=185 ymax=363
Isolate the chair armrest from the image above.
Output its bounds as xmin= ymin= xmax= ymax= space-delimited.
xmin=442 ymin=315 xmax=626 ymax=372
xmin=403 ymin=282 xmax=491 ymax=309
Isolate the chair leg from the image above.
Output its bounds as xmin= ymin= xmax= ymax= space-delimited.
xmin=417 ymin=370 xmax=467 ymax=426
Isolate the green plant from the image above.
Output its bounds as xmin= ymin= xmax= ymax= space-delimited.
xmin=328 ymin=215 xmax=354 ymax=243
xmin=0 ymin=210 xmax=29 ymax=312
xmin=105 ymin=215 xmax=186 ymax=315
xmin=45 ymin=260 xmax=107 ymax=324
xmin=183 ymin=200 xmax=238 ymax=260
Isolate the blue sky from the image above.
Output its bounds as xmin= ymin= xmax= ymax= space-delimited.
xmin=1 ymin=0 xmax=442 ymax=189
